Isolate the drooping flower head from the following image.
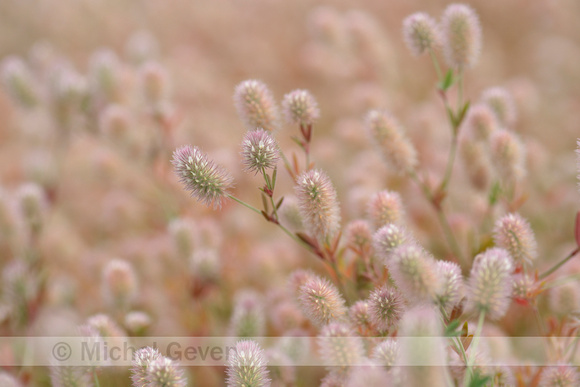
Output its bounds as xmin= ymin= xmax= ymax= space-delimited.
xmin=172 ymin=145 xmax=234 ymax=209
xmin=441 ymin=4 xmax=482 ymax=69
xmin=234 ymin=79 xmax=280 ymax=132
xmin=298 ymin=274 xmax=347 ymax=326
xmin=493 ymin=213 xmax=537 ymax=266
xmin=282 ymin=89 xmax=320 ymax=126
xmin=466 ymin=247 xmax=514 ymax=320
xmin=227 ymin=340 xmax=271 ymax=387
xmin=402 ymin=12 xmax=441 ymax=56
xmin=295 ymin=169 xmax=341 ymax=241
xmin=241 ymin=129 xmax=280 ymax=174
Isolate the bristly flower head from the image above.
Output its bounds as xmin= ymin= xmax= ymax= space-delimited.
xmin=349 ymin=300 xmax=372 ymax=332
xmin=295 ymin=169 xmax=341 ymax=241
xmin=366 ymin=110 xmax=418 ymax=174
xmin=372 ymin=224 xmax=413 ymax=263
xmin=282 ymin=89 xmax=320 ymax=126
xmin=172 ymin=145 xmax=234 ymax=209
xmin=367 ymin=285 xmax=404 ymax=333
xmin=466 ymin=247 xmax=514 ymax=320
xmin=402 ymin=12 xmax=441 ymax=56
xmin=481 ymin=87 xmax=517 ymax=127
xmin=298 ymin=274 xmax=347 ymax=326
xmin=241 ymin=129 xmax=280 ymax=174
xmin=435 ymin=261 xmax=464 ymax=311
xmin=146 ymin=356 xmax=187 ymax=387
xmin=538 ymin=365 xmax=580 ymax=387
xmin=131 ymin=346 xmax=162 ymax=387
xmin=234 ymin=79 xmax=280 ymax=132
xmin=227 ymin=340 xmax=271 ymax=387
xmin=389 ymin=244 xmax=441 ymax=303
xmin=228 ymin=289 xmax=265 ymax=338
xmin=368 ymin=190 xmax=405 ymax=228
xmin=441 ymin=4 xmax=482 ymax=69
xmin=493 ymin=213 xmax=537 ymax=266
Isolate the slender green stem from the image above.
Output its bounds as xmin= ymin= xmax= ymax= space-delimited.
xmin=93 ymin=371 xmax=101 ymax=387
xmin=227 ymin=194 xmax=261 ymax=215
xmin=429 ymin=49 xmax=443 ymax=81
xmin=439 ymin=306 xmax=470 ymax=366
xmin=457 ymin=68 xmax=464 ymax=111
xmin=439 ymin=133 xmax=459 ymax=193
xmin=543 ymin=273 xmax=580 ymax=290
xmin=463 ymin=311 xmax=486 ymax=386
xmin=539 ymin=247 xmax=580 ymax=280
xmin=279 ymin=149 xmax=296 ymax=180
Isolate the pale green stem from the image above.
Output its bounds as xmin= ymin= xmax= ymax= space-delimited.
xmin=429 ymin=49 xmax=443 ymax=81
xmin=439 ymin=306 xmax=469 ymax=366
xmin=539 ymin=247 xmax=580 ymax=280
xmin=439 ymin=133 xmax=459 ymax=192
xmin=463 ymin=311 xmax=485 ymax=386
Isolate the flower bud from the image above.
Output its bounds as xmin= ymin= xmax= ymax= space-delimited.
xmin=367 ymin=285 xmax=404 ymax=333
xmin=241 ymin=129 xmax=280 ymax=174
xmin=493 ymin=213 xmax=537 ymax=265
xmin=295 ymin=169 xmax=341 ymax=241
xmin=227 ymin=340 xmax=271 ymax=387
xmin=282 ymin=89 xmax=320 ymax=126
xmin=234 ymin=79 xmax=280 ymax=132
xmin=441 ymin=4 xmax=482 ymax=69
xmin=367 ymin=190 xmax=405 ymax=228
xmin=298 ymin=274 xmax=347 ymax=326
xmin=481 ymin=87 xmax=517 ymax=127
xmin=466 ymin=248 xmax=514 ymax=320
xmin=402 ymin=12 xmax=441 ymax=56
xmin=172 ymin=145 xmax=234 ymax=209
xmin=366 ymin=110 xmax=417 ymax=174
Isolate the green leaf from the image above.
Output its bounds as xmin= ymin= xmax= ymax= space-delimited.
xmin=445 ymin=319 xmax=462 ymax=337
xmin=439 ymin=69 xmax=455 ymax=91
xmin=488 ymin=181 xmax=502 ymax=205
xmin=455 ymin=101 xmax=471 ymax=128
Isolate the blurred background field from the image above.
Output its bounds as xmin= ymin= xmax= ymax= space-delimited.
xmin=1 ymin=0 xmax=580 ymax=386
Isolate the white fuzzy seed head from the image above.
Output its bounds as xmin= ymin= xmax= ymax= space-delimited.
xmin=241 ymin=129 xmax=280 ymax=174
xmin=298 ymin=274 xmax=347 ymax=326
xmin=435 ymin=261 xmax=464 ymax=311
xmin=367 ymin=285 xmax=404 ymax=333
xmin=481 ymin=87 xmax=517 ymax=127
xmin=368 ymin=190 xmax=405 ymax=228
xmin=234 ymin=79 xmax=280 ymax=132
xmin=227 ymin=340 xmax=271 ymax=387
xmin=389 ymin=244 xmax=441 ymax=303
xmin=493 ymin=213 xmax=537 ymax=266
xmin=282 ymin=89 xmax=320 ymax=126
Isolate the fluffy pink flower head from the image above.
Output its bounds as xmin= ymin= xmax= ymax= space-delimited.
xmin=368 ymin=190 xmax=405 ymax=228
xmin=463 ymin=103 xmax=498 ymax=141
xmin=493 ymin=212 xmax=537 ymax=266
xmin=227 ymin=340 xmax=271 ymax=387
xmin=481 ymin=87 xmax=517 ymax=127
xmin=441 ymin=4 xmax=482 ymax=69
xmin=402 ymin=12 xmax=441 ymax=56
xmin=172 ymin=145 xmax=234 ymax=209
xmin=282 ymin=89 xmax=320 ymax=126
xmin=367 ymin=285 xmax=404 ymax=333
xmin=389 ymin=244 xmax=441 ymax=303
xmin=466 ymin=247 xmax=514 ymax=320
xmin=241 ymin=129 xmax=280 ymax=174
xmin=372 ymin=224 xmax=413 ymax=263
xmin=298 ymin=274 xmax=347 ymax=326
xmin=234 ymin=79 xmax=280 ymax=132
xmin=295 ymin=169 xmax=341 ymax=241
